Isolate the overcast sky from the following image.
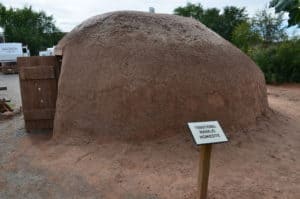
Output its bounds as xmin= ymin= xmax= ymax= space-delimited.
xmin=1 ymin=0 xmax=298 ymax=35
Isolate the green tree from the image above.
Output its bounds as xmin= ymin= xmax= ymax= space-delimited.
xmin=0 ymin=4 xmax=64 ymax=55
xmin=174 ymin=3 xmax=248 ymax=41
xmin=219 ymin=6 xmax=248 ymax=41
xmin=250 ymin=38 xmax=300 ymax=83
xmin=174 ymin=3 xmax=204 ymax=20
xmin=232 ymin=22 xmax=261 ymax=53
xmin=270 ymin=0 xmax=300 ymax=27
xmin=201 ymin=8 xmax=221 ymax=32
xmin=252 ymin=8 xmax=287 ymax=44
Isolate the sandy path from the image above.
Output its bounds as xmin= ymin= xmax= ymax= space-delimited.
xmin=0 ymin=75 xmax=299 ymax=199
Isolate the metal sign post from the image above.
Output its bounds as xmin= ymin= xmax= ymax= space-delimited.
xmin=188 ymin=121 xmax=228 ymax=199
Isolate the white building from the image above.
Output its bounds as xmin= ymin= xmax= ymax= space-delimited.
xmin=0 ymin=27 xmax=4 ymax=43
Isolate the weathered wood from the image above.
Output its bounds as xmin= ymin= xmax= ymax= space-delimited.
xmin=17 ymin=56 xmax=60 ymax=131
xmin=18 ymin=56 xmax=60 ymax=67
xmin=198 ymin=144 xmax=212 ymax=199
xmin=1 ymin=64 xmax=18 ymax=74
xmin=19 ymin=65 xmax=56 ymax=80
xmin=20 ymin=79 xmax=57 ymax=109
xmin=0 ymin=101 xmax=13 ymax=112
xmin=25 ymin=120 xmax=53 ymax=130
xmin=23 ymin=109 xmax=55 ymax=120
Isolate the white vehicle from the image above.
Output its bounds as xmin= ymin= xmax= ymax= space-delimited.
xmin=0 ymin=43 xmax=30 ymax=73
xmin=39 ymin=46 xmax=55 ymax=56
xmin=0 ymin=43 xmax=30 ymax=62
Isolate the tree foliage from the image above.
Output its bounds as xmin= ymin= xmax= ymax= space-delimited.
xmin=232 ymin=22 xmax=261 ymax=53
xmin=174 ymin=3 xmax=248 ymax=41
xmin=252 ymin=8 xmax=287 ymax=44
xmin=270 ymin=0 xmax=300 ymax=27
xmin=174 ymin=3 xmax=299 ymax=84
xmin=200 ymin=8 xmax=221 ymax=32
xmin=250 ymin=38 xmax=300 ymax=83
xmin=174 ymin=3 xmax=204 ymax=19
xmin=219 ymin=6 xmax=248 ymax=41
xmin=0 ymin=3 xmax=64 ymax=55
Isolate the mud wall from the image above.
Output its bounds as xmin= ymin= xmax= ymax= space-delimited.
xmin=53 ymin=11 xmax=268 ymax=141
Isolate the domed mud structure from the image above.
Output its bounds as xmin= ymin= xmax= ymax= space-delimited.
xmin=53 ymin=11 xmax=268 ymax=141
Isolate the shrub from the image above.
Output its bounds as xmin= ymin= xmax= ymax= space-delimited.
xmin=250 ymin=38 xmax=300 ymax=84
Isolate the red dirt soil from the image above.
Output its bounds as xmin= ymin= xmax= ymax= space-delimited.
xmin=0 ymin=83 xmax=299 ymax=199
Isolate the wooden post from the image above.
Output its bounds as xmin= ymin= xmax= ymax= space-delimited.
xmin=197 ymin=144 xmax=212 ymax=199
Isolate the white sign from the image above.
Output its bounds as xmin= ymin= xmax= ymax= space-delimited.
xmin=188 ymin=121 xmax=228 ymax=145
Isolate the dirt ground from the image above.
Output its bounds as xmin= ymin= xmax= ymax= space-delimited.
xmin=0 ymin=74 xmax=299 ymax=199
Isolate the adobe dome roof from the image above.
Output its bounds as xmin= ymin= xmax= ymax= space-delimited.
xmin=53 ymin=11 xmax=268 ymax=141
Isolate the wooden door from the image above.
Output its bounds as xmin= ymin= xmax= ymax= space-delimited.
xmin=17 ymin=56 xmax=60 ymax=131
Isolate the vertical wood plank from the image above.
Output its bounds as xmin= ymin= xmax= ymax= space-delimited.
xmin=198 ymin=144 xmax=212 ymax=199
xmin=17 ymin=56 xmax=60 ymax=131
